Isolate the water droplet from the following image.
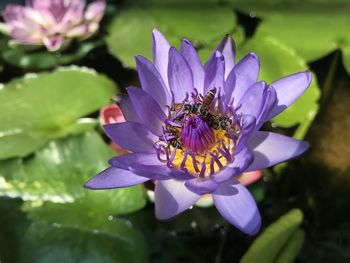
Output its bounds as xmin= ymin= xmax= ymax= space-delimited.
xmin=188 ymin=205 xmax=193 ymax=210
xmin=250 ymin=11 xmax=256 ymax=18
xmin=191 ymin=221 xmax=197 ymax=228
xmin=53 ymin=222 xmax=61 ymax=228
xmin=271 ymin=122 xmax=278 ymax=128
xmin=263 ymin=175 xmax=270 ymax=182
xmin=107 ymin=215 xmax=113 ymax=221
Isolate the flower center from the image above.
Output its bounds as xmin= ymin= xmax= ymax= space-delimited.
xmin=180 ymin=116 xmax=215 ymax=154
xmin=154 ymin=88 xmax=241 ymax=177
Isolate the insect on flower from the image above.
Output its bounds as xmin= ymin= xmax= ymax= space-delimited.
xmin=85 ymin=29 xmax=311 ymax=235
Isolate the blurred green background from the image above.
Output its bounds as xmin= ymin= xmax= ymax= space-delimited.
xmin=0 ymin=0 xmax=349 ymax=262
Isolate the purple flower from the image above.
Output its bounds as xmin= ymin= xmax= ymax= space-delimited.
xmin=1 ymin=0 xmax=106 ymax=51
xmin=85 ymin=29 xmax=311 ymax=235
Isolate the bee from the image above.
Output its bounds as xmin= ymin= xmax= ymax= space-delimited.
xmin=183 ymin=103 xmax=199 ymax=114
xmin=218 ymin=116 xmax=233 ymax=130
xmin=170 ymin=138 xmax=182 ymax=149
xmin=202 ymin=87 xmax=217 ymax=106
xmin=169 ymin=103 xmax=184 ymax=115
xmin=206 ymin=114 xmax=220 ymax=129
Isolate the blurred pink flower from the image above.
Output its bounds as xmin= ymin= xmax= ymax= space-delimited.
xmin=2 ymin=0 xmax=106 ymax=51
xmin=237 ymin=170 xmax=263 ymax=186
xmin=100 ymin=104 xmax=129 ymax=156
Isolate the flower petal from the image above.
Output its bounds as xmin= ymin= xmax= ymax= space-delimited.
xmin=215 ymin=35 xmax=235 ymax=79
xmin=109 ymin=153 xmax=161 ymax=168
xmin=224 ymin=69 xmax=236 ymax=104
xmin=117 ymin=94 xmax=140 ymax=122
xmin=84 ymin=166 xmax=149 ymax=189
xmin=204 ymin=51 xmax=225 ymax=95
xmin=268 ymin=71 xmax=312 ymax=119
xmin=235 ymin=115 xmax=256 ymax=153
xmin=215 ymin=147 xmax=254 ymax=183
xmin=152 ymin=29 xmax=171 ymax=89
xmin=184 ymin=177 xmax=219 ymax=195
xmin=85 ymin=0 xmax=106 ymax=22
xmin=104 ymin=122 xmax=156 ymax=153
xmin=180 ymin=39 xmax=205 ymax=93
xmin=109 ymin=153 xmax=170 ymax=180
xmin=42 ymin=35 xmax=64 ymax=51
xmin=155 ymin=179 xmax=200 ymax=220
xmin=127 ymin=86 xmax=166 ymax=135
xmin=232 ymin=53 xmax=260 ymax=107
xmin=213 ymin=178 xmax=261 ymax=235
xmin=2 ymin=5 xmax=25 ymax=22
xmin=237 ymin=81 xmax=267 ymax=119
xmin=255 ymin=86 xmax=277 ymax=130
xmin=135 ymin=56 xmax=171 ymax=108
xmin=168 ymin=47 xmax=194 ymax=102
xmin=132 ymin=163 xmax=191 ymax=180
xmin=247 ymin=131 xmax=309 ymax=171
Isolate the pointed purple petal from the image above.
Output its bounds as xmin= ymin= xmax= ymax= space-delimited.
xmin=130 ymin=163 xmax=192 ymax=181
xmin=168 ymin=47 xmax=194 ymax=102
xmin=109 ymin=153 xmax=170 ymax=180
xmin=213 ymin=179 xmax=261 ymax=235
xmin=224 ymin=69 xmax=236 ymax=104
xmin=84 ymin=166 xmax=149 ymax=189
xmin=237 ymin=81 xmax=267 ymax=119
xmin=268 ymin=71 xmax=312 ymax=119
xmin=155 ymin=179 xmax=200 ymax=220
xmin=215 ymin=147 xmax=254 ymax=183
xmin=235 ymin=115 xmax=256 ymax=153
xmin=127 ymin=86 xmax=166 ymax=135
xmin=184 ymin=177 xmax=219 ymax=195
xmin=109 ymin=153 xmax=160 ymax=168
xmin=180 ymin=39 xmax=205 ymax=93
xmin=204 ymin=51 xmax=225 ymax=95
xmin=247 ymin=131 xmax=309 ymax=171
xmin=152 ymin=29 xmax=171 ymax=89
xmin=255 ymin=86 xmax=277 ymax=130
xmin=135 ymin=56 xmax=171 ymax=108
xmin=104 ymin=122 xmax=156 ymax=153
xmin=117 ymin=94 xmax=140 ymax=122
xmin=215 ymin=35 xmax=236 ymax=79
xmin=232 ymin=53 xmax=260 ymax=107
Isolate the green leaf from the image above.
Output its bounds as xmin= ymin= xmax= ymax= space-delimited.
xmin=106 ymin=4 xmax=237 ymax=68
xmin=237 ymin=34 xmax=320 ymax=128
xmin=240 ymin=209 xmax=304 ymax=263
xmin=0 ymin=131 xmax=146 ymax=215
xmin=229 ymin=0 xmax=350 ymax=74
xmin=274 ymin=229 xmax=305 ymax=263
xmin=22 ymin=221 xmax=148 ymax=263
xmin=0 ymin=37 xmax=103 ymax=70
xmin=22 ymin=200 xmax=148 ymax=263
xmin=0 ymin=197 xmax=148 ymax=263
xmin=0 ymin=66 xmax=117 ymax=159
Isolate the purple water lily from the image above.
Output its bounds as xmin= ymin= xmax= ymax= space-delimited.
xmin=1 ymin=0 xmax=106 ymax=51
xmin=85 ymin=29 xmax=311 ymax=235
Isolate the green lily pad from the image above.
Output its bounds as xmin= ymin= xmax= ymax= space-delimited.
xmin=0 ymin=131 xmax=146 ymax=215
xmin=237 ymin=34 xmax=320 ymax=128
xmin=22 ymin=221 xmax=148 ymax=263
xmin=240 ymin=209 xmax=304 ymax=263
xmin=0 ymin=36 xmax=103 ymax=70
xmin=0 ymin=197 xmax=148 ymax=263
xmin=229 ymin=0 xmax=350 ymax=74
xmin=0 ymin=66 xmax=117 ymax=159
xmin=106 ymin=3 xmax=237 ymax=68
